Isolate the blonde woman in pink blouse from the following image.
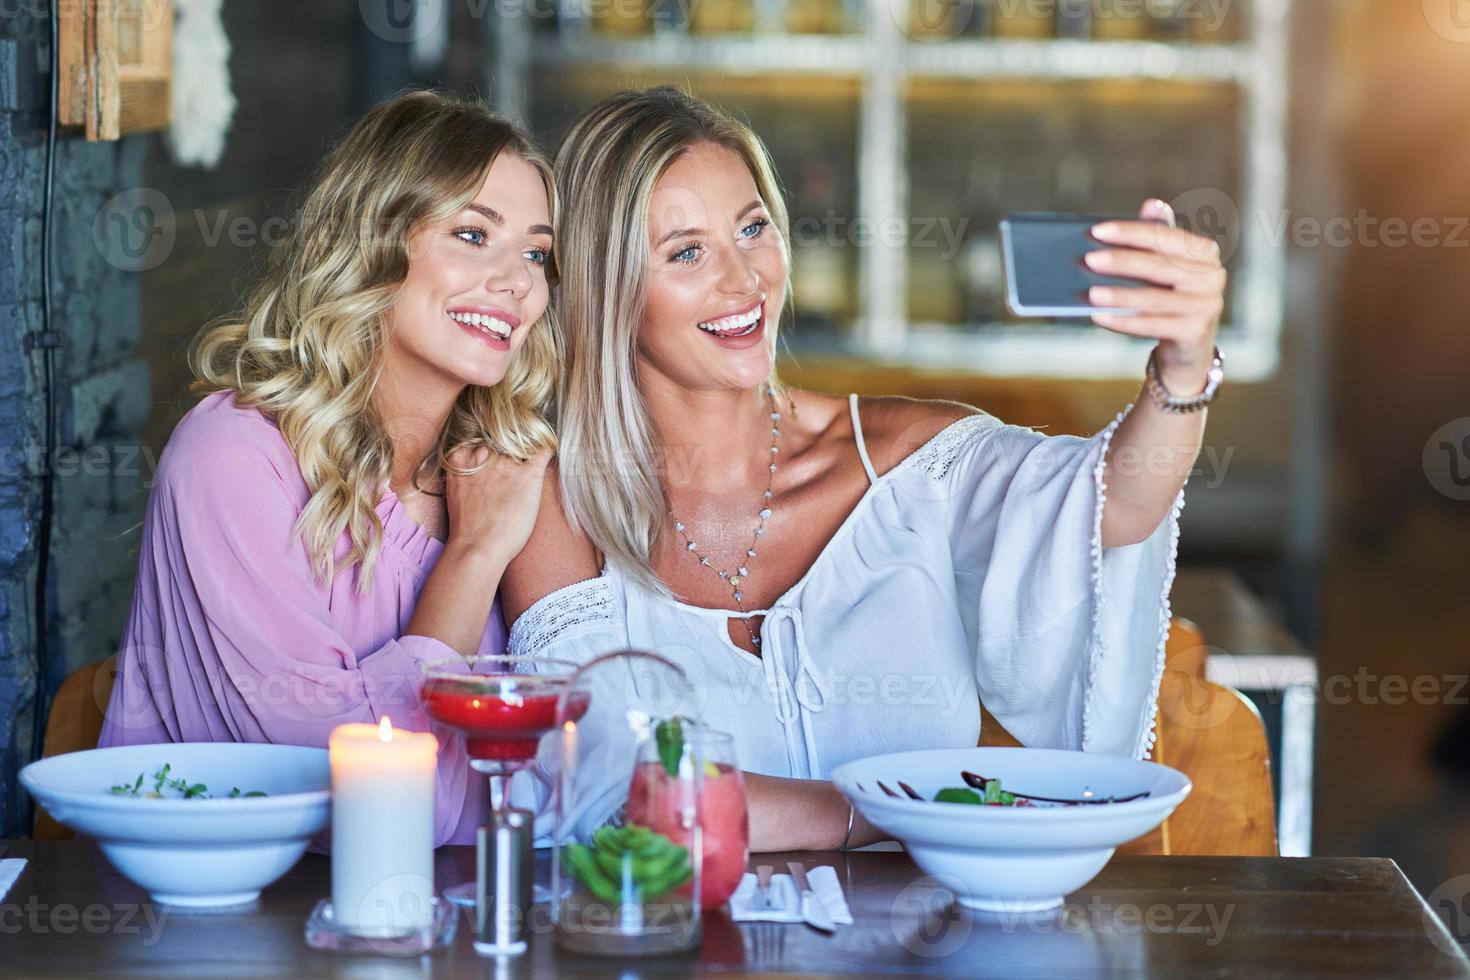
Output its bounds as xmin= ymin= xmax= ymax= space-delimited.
xmin=99 ymin=91 xmax=558 ymax=845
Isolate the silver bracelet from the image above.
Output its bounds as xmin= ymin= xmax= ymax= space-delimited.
xmin=838 ymin=804 xmax=855 ymax=852
xmin=1144 ymin=344 xmax=1224 ymax=414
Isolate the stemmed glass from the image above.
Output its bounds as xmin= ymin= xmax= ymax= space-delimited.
xmin=421 ymin=654 xmax=586 ymax=907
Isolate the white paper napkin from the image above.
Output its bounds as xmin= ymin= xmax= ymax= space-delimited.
xmin=729 ymin=866 xmax=853 ymax=925
xmin=0 ymin=859 xmax=27 ymax=903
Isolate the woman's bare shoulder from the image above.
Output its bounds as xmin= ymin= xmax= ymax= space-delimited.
xmin=853 ymin=395 xmax=983 ymax=477
xmin=499 ymin=457 xmax=603 ymax=627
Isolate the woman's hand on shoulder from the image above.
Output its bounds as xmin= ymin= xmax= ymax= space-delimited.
xmin=442 ymin=444 xmax=553 ymax=567
xmin=499 ymin=457 xmax=602 ymax=628
xmin=858 ymin=396 xmax=979 ymax=477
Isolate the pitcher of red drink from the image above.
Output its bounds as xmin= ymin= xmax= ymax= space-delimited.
xmin=624 ymin=721 xmax=748 ymax=913
xmin=550 ymin=651 xmax=747 ymax=958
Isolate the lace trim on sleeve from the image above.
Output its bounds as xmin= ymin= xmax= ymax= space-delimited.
xmin=507 ymin=574 xmax=618 ymax=656
xmin=908 ymin=413 xmax=1003 ymax=482
xmin=1080 ymin=405 xmax=1187 ymax=760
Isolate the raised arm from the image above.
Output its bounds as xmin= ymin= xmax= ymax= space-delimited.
xmin=1084 ymin=199 xmax=1226 ymax=548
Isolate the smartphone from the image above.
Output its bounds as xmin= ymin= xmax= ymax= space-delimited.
xmin=999 ymin=212 xmax=1163 ymax=319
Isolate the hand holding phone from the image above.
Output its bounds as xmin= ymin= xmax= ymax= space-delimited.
xmin=1000 ymin=200 xmax=1230 ymax=403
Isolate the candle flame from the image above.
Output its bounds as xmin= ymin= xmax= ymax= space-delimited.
xmin=378 ymin=716 xmax=393 ymax=742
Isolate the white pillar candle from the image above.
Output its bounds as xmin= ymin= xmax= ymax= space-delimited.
xmin=329 ymin=717 xmax=437 ymax=937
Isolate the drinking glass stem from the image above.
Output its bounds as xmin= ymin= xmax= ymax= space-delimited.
xmin=487 ymin=772 xmax=513 ymax=813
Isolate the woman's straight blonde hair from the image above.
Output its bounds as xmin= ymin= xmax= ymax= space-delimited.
xmin=553 ymin=86 xmax=792 ymax=597
xmin=190 ymin=89 xmax=560 ymax=594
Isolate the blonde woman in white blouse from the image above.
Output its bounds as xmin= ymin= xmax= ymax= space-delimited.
xmin=502 ymin=88 xmax=1228 ymax=852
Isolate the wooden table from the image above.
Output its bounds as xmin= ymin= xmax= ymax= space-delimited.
xmin=3 ymin=841 xmax=1467 ymax=977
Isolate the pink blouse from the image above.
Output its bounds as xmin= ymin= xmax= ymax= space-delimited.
xmin=99 ymin=390 xmax=494 ymax=844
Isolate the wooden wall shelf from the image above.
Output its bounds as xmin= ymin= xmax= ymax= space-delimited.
xmin=59 ymin=0 xmax=171 ymax=140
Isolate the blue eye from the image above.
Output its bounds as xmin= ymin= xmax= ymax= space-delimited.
xmin=671 ymin=243 xmax=701 ymax=264
xmin=740 ymin=218 xmax=769 ymax=239
xmin=525 ymin=248 xmax=550 ymax=266
xmin=454 ymin=227 xmax=486 ymax=246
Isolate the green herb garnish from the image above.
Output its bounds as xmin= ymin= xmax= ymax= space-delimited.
xmin=108 ymin=771 xmax=147 ymax=796
xmin=934 ymin=782 xmax=1018 ymax=806
xmin=654 ymin=717 xmax=684 ymax=777
xmin=109 ymin=765 xmax=267 ymax=800
xmin=934 ymin=787 xmax=983 ymax=805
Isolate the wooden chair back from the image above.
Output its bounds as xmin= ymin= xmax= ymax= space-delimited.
xmin=980 ymin=617 xmax=1278 ymax=856
xmin=32 ymin=655 xmax=117 ymax=841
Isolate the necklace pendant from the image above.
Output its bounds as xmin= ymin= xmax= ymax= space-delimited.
xmin=670 ymin=386 xmax=780 ymax=622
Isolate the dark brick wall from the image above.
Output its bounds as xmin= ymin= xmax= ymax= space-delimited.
xmin=0 ymin=10 xmax=148 ymax=836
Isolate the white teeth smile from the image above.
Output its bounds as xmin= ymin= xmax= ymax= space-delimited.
xmin=697 ymin=306 xmax=762 ymax=338
xmin=449 ymin=311 xmax=513 ymax=341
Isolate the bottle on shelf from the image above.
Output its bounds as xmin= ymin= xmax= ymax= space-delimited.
xmin=1091 ymin=0 xmax=1151 ymax=40
xmin=1053 ymin=151 xmax=1095 ymax=212
xmin=904 ymin=0 xmax=964 ymax=41
xmin=689 ymin=0 xmax=756 ymax=34
xmin=1189 ymin=0 xmax=1246 ymax=42
xmin=789 ymin=160 xmax=852 ymax=334
xmin=1055 ymin=0 xmax=1092 ymax=39
xmin=787 ymin=0 xmax=843 ymax=35
xmin=1150 ymin=0 xmax=1191 ymax=41
xmin=593 ymin=0 xmax=651 ymax=35
xmin=651 ymin=0 xmax=693 ymax=32
xmin=751 ymin=0 xmax=788 ymax=32
xmin=991 ymin=0 xmax=1054 ymax=38
xmin=552 ymin=0 xmax=594 ymax=35
xmin=960 ymin=229 xmax=1004 ymax=327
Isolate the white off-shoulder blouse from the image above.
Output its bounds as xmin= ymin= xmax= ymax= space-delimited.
xmin=511 ymin=395 xmax=1183 ymax=828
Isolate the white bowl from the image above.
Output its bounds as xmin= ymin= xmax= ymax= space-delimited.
xmin=21 ymin=742 xmax=330 ymax=908
xmin=830 ymin=747 xmax=1191 ymax=913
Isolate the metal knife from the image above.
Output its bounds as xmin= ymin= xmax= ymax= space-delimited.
xmin=787 ymin=861 xmax=836 ymax=933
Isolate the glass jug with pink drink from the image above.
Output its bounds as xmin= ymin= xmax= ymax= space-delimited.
xmin=624 ymin=720 xmax=749 ymax=913
xmin=549 ymin=651 xmax=750 ymax=958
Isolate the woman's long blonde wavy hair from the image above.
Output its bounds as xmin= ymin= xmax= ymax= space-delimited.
xmin=190 ymin=89 xmax=560 ymax=594
xmin=553 ymin=86 xmax=792 ymax=597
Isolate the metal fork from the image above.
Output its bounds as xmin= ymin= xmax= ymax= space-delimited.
xmin=755 ymin=863 xmax=775 ymax=911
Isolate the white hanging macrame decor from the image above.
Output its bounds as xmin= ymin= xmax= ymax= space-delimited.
xmin=166 ymin=0 xmax=236 ymax=169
